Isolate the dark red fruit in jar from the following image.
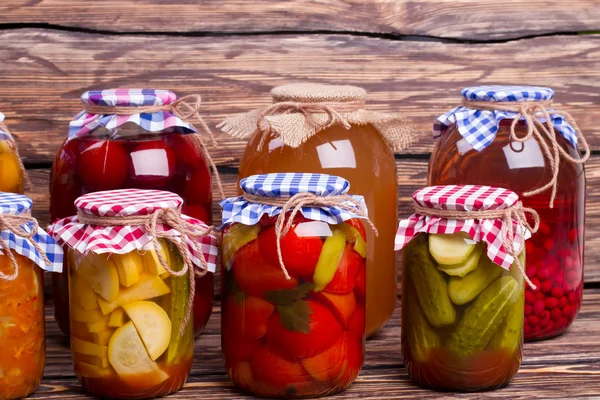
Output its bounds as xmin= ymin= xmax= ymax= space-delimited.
xmin=250 ymin=346 xmax=313 ymax=392
xmin=258 ymin=220 xmax=323 ymax=279
xmin=128 ymin=140 xmax=176 ymax=188
xmin=266 ymin=299 xmax=343 ymax=360
xmin=77 ymin=139 xmax=128 ymax=190
xmin=223 ymin=325 xmax=261 ymax=366
xmin=323 ymin=245 xmax=363 ymax=294
xmin=302 ymin=335 xmax=346 ymax=383
xmin=354 ymin=264 xmax=366 ymax=299
xmin=315 ymin=291 xmax=357 ymax=329
xmin=348 ymin=304 xmax=366 ymax=339
xmin=232 ymin=240 xmax=298 ymax=298
xmin=193 ymin=273 xmax=214 ymax=336
xmin=224 ymin=295 xmax=275 ymax=340
xmin=182 ymin=204 xmax=211 ymax=225
xmin=183 ymin=168 xmax=212 ymax=205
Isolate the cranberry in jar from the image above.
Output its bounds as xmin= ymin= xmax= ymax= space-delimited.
xmin=50 ymin=89 xmax=216 ymax=337
xmin=429 ymin=86 xmax=587 ymax=341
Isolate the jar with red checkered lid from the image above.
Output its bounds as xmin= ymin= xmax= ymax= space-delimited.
xmin=48 ymin=189 xmax=218 ymax=399
xmin=396 ymin=185 xmax=538 ymax=392
xmin=50 ymin=89 xmax=220 ymax=338
xmin=429 ymin=86 xmax=587 ymax=341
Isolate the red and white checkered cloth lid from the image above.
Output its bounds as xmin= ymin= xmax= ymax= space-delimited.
xmin=47 ymin=189 xmax=218 ymax=272
xmin=395 ymin=185 xmax=531 ymax=269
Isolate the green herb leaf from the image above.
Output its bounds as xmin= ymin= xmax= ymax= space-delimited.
xmin=264 ymin=283 xmax=313 ymax=306
xmin=276 ymin=300 xmax=313 ymax=334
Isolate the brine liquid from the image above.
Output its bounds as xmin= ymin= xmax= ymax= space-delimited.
xmin=238 ymin=124 xmax=398 ymax=337
xmin=429 ymin=124 xmax=585 ymax=340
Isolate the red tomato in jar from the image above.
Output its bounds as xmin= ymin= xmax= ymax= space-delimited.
xmin=345 ymin=218 xmax=367 ymax=241
xmin=223 ymin=295 xmax=275 ymax=340
xmin=77 ymin=139 xmax=128 ymax=190
xmin=128 ymin=140 xmax=176 ymax=188
xmin=266 ymin=299 xmax=343 ymax=360
xmin=258 ymin=218 xmax=324 ymax=279
xmin=250 ymin=346 xmax=314 ymax=392
xmin=323 ymin=245 xmax=363 ymax=294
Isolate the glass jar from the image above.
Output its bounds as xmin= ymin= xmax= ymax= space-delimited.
xmin=48 ymin=189 xmax=218 ymax=399
xmin=0 ymin=193 xmax=63 ymax=399
xmin=50 ymin=89 xmax=214 ymax=337
xmin=429 ymin=86 xmax=586 ymax=341
xmin=396 ymin=185 xmax=532 ymax=392
xmin=221 ymin=83 xmax=412 ymax=337
xmin=219 ymin=173 xmax=368 ymax=398
xmin=0 ymin=113 xmax=27 ymax=194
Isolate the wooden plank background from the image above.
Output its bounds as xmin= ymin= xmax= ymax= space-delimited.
xmin=0 ymin=1 xmax=599 ymax=399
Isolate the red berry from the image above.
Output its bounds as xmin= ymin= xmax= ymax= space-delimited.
xmin=533 ymin=300 xmax=545 ymax=316
xmin=569 ymin=228 xmax=577 ymax=244
xmin=528 ymin=266 xmax=537 ymax=278
xmin=258 ymin=218 xmax=324 ymax=279
xmin=566 ymin=271 xmax=580 ymax=286
xmin=562 ymin=305 xmax=572 ymax=318
xmin=543 ymin=238 xmax=554 ymax=251
xmin=531 ymin=278 xmax=541 ymax=290
xmin=551 ymin=308 xmax=562 ymax=322
xmin=551 ymin=287 xmax=564 ymax=298
xmin=568 ymin=291 xmax=578 ymax=303
xmin=537 ymin=268 xmax=550 ymax=281
xmin=77 ymin=139 xmax=128 ymax=190
xmin=525 ymin=291 xmax=536 ymax=304
xmin=536 ymin=291 xmax=545 ymax=300
xmin=545 ymin=297 xmax=558 ymax=309
xmin=539 ymin=222 xmax=551 ymax=235
xmin=556 ymin=318 xmax=568 ymax=329
xmin=558 ymin=296 xmax=568 ymax=308
xmin=524 ymin=324 xmax=532 ymax=336
xmin=266 ymin=299 xmax=343 ymax=360
xmin=525 ymin=304 xmax=533 ymax=315
xmin=553 ymin=272 xmax=565 ymax=286
xmin=565 ymin=256 xmax=573 ymax=269
xmin=528 ymin=315 xmax=540 ymax=326
xmin=541 ymin=280 xmax=553 ymax=293
xmin=128 ymin=140 xmax=176 ymax=188
xmin=525 ymin=241 xmax=534 ymax=255
xmin=540 ymin=311 xmax=551 ymax=326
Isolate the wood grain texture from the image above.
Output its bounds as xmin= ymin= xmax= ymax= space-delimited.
xmin=0 ymin=1 xmax=598 ymax=40
xmin=28 ymin=154 xmax=600 ymax=284
xmin=35 ymin=289 xmax=600 ymax=399
xmin=0 ymin=30 xmax=598 ymax=165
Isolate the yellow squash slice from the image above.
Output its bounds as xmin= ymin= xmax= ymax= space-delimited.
xmin=77 ymin=253 xmax=120 ymax=302
xmin=92 ymin=330 xmax=115 ymax=346
xmin=108 ymin=308 xmax=126 ymax=328
xmin=123 ymin=301 xmax=172 ymax=361
xmin=97 ymin=274 xmax=171 ymax=315
xmin=71 ymin=337 xmax=108 ymax=358
xmin=76 ymin=353 xmax=110 ymax=369
xmin=75 ymin=362 xmax=112 ymax=378
xmin=142 ymin=240 xmax=171 ymax=276
xmin=108 ymin=321 xmax=169 ymax=383
xmin=113 ymin=252 xmax=143 ymax=287
xmin=428 ymin=233 xmax=476 ymax=265
xmin=72 ymin=306 xmax=105 ymax=324
xmin=72 ymin=275 xmax=100 ymax=310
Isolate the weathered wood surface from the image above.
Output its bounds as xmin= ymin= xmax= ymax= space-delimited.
xmin=0 ymin=1 xmax=598 ymax=40
xmin=27 ymin=154 xmax=600 ymax=284
xmin=35 ymin=288 xmax=600 ymax=399
xmin=0 ymin=31 xmax=598 ymax=165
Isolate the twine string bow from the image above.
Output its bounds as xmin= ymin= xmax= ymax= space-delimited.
xmin=462 ymin=99 xmax=590 ymax=207
xmin=82 ymin=94 xmax=225 ymax=200
xmin=243 ymin=191 xmax=377 ymax=280
xmin=0 ymin=212 xmax=51 ymax=281
xmin=414 ymin=201 xmax=540 ymax=289
xmin=77 ymin=208 xmax=214 ymax=336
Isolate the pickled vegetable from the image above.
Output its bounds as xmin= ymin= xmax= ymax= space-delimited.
xmin=123 ymin=301 xmax=171 ymax=361
xmin=114 ymin=252 xmax=143 ymax=287
xmin=97 ymin=274 xmax=170 ymax=314
xmin=448 ymin=255 xmax=503 ymax=305
xmin=406 ymin=241 xmax=455 ymax=327
xmin=78 ymin=253 xmax=120 ymax=302
xmin=437 ymin=244 xmax=483 ymax=278
xmin=447 ymin=276 xmax=519 ymax=357
xmin=312 ymin=226 xmax=349 ymax=292
xmin=142 ymin=240 xmax=171 ymax=276
xmin=428 ymin=233 xmax=475 ymax=265
xmin=222 ymin=224 xmax=261 ymax=268
xmin=404 ymin=286 xmax=440 ymax=362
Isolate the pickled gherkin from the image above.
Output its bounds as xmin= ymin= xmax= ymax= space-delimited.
xmin=489 ymin=285 xmax=524 ymax=352
xmin=403 ymin=285 xmax=440 ymax=362
xmin=448 ymin=256 xmax=503 ymax=305
xmin=447 ymin=276 xmax=520 ymax=357
xmin=405 ymin=240 xmax=456 ymax=327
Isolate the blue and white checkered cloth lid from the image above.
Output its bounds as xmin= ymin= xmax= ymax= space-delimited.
xmin=219 ymin=173 xmax=368 ymax=229
xmin=434 ymin=85 xmax=579 ymax=151
xmin=0 ymin=193 xmax=63 ymax=272
xmin=0 ymin=112 xmax=13 ymax=141
xmin=68 ymin=89 xmax=197 ymax=139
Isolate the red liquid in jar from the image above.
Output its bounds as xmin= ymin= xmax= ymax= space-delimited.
xmin=429 ymin=122 xmax=585 ymax=341
xmin=50 ymin=132 xmax=214 ymax=337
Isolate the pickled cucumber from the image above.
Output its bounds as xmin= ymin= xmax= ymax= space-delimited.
xmin=447 ymin=276 xmax=520 ymax=357
xmin=437 ymin=245 xmax=483 ymax=277
xmin=489 ymin=286 xmax=524 ymax=352
xmin=404 ymin=285 xmax=441 ymax=362
xmin=448 ymin=255 xmax=503 ymax=305
xmin=428 ymin=233 xmax=475 ymax=265
xmin=406 ymin=241 xmax=456 ymax=327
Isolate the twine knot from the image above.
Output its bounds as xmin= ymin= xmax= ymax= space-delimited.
xmin=82 ymin=94 xmax=225 ymax=200
xmin=414 ymin=201 xmax=540 ymax=289
xmin=243 ymin=191 xmax=377 ymax=279
xmin=77 ymin=207 xmax=214 ymax=335
xmin=461 ymin=99 xmax=590 ymax=208
xmin=0 ymin=211 xmax=51 ymax=281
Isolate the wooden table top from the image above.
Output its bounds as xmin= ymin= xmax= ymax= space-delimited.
xmin=35 ymin=289 xmax=600 ymax=399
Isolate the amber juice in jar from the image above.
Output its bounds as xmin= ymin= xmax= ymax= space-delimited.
xmin=429 ymin=121 xmax=585 ymax=340
xmin=239 ymin=124 xmax=397 ymax=337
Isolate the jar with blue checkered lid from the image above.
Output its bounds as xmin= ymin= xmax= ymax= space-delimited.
xmin=0 ymin=192 xmax=63 ymax=399
xmin=396 ymin=185 xmax=537 ymax=391
xmin=429 ymin=86 xmax=588 ymax=341
xmin=218 ymin=173 xmax=374 ymax=398
xmin=49 ymin=89 xmax=219 ymax=338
